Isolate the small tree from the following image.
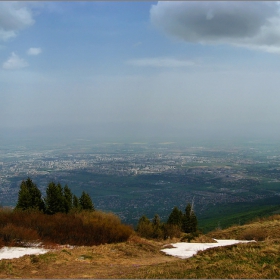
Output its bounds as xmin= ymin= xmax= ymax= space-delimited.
xmin=152 ymin=214 xmax=164 ymax=239
xmin=44 ymin=182 xmax=65 ymax=214
xmin=182 ymin=203 xmax=198 ymax=234
xmin=136 ymin=215 xmax=153 ymax=239
xmin=167 ymin=206 xmax=183 ymax=227
xmin=79 ymin=191 xmax=94 ymax=211
xmin=15 ymin=178 xmax=44 ymax=211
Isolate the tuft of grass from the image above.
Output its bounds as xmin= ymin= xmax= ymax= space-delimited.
xmin=61 ymin=249 xmax=71 ymax=255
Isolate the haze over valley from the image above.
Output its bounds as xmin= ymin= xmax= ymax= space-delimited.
xmin=1 ymin=1 xmax=280 ymax=231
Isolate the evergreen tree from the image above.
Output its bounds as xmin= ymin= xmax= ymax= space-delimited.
xmin=152 ymin=214 xmax=161 ymax=228
xmin=79 ymin=191 xmax=94 ymax=211
xmin=136 ymin=215 xmax=151 ymax=231
xmin=167 ymin=206 xmax=183 ymax=227
xmin=189 ymin=210 xmax=198 ymax=233
xmin=152 ymin=214 xmax=163 ymax=239
xmin=15 ymin=178 xmax=44 ymax=211
xmin=44 ymin=182 xmax=65 ymax=214
xmin=73 ymin=194 xmax=80 ymax=210
xmin=63 ymin=185 xmax=73 ymax=213
xmin=182 ymin=203 xmax=198 ymax=233
xmin=136 ymin=215 xmax=153 ymax=239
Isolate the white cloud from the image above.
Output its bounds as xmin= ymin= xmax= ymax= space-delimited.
xmin=150 ymin=1 xmax=280 ymax=53
xmin=2 ymin=52 xmax=29 ymax=70
xmin=127 ymin=57 xmax=195 ymax=68
xmin=0 ymin=29 xmax=16 ymax=41
xmin=0 ymin=2 xmax=35 ymax=41
xmin=27 ymin=47 xmax=42 ymax=56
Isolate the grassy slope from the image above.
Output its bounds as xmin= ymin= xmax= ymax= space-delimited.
xmin=1 ymin=215 xmax=280 ymax=278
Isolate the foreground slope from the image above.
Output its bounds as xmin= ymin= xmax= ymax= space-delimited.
xmin=0 ymin=215 xmax=280 ymax=278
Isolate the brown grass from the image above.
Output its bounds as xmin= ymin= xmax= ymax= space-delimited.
xmin=1 ymin=213 xmax=280 ymax=278
xmin=207 ymin=214 xmax=280 ymax=241
xmin=1 ymin=234 xmax=280 ymax=279
xmin=0 ymin=236 xmax=175 ymax=278
xmin=190 ymin=235 xmax=217 ymax=243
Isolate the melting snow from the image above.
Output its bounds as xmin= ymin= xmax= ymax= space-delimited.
xmin=161 ymin=239 xmax=255 ymax=259
xmin=0 ymin=239 xmax=255 ymax=261
xmin=0 ymin=246 xmax=49 ymax=260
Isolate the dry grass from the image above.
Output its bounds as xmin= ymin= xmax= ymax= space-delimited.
xmin=190 ymin=235 xmax=217 ymax=243
xmin=1 ymin=215 xmax=280 ymax=278
xmin=207 ymin=214 xmax=280 ymax=241
xmin=1 ymin=233 xmax=280 ymax=278
xmin=0 ymin=235 xmax=175 ymax=278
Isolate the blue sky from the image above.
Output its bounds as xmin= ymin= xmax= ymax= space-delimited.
xmin=1 ymin=1 xmax=280 ymax=142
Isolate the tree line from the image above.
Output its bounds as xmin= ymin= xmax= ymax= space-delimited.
xmin=15 ymin=177 xmax=94 ymax=214
xmin=15 ymin=177 xmax=199 ymax=241
xmin=136 ymin=204 xmax=198 ymax=240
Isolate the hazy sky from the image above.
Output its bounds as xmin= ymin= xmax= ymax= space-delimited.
xmin=1 ymin=1 xmax=280 ymax=141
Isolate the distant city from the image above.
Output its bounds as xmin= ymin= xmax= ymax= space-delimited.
xmin=1 ymin=140 xmax=280 ymax=231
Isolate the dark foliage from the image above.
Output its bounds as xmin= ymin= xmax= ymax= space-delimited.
xmin=15 ymin=178 xmax=95 ymax=215
xmin=167 ymin=206 xmax=183 ymax=227
xmin=79 ymin=191 xmax=94 ymax=211
xmin=136 ymin=203 xmax=198 ymax=240
xmin=15 ymin=178 xmax=45 ymax=212
xmin=182 ymin=203 xmax=198 ymax=233
xmin=44 ymin=182 xmax=66 ymax=215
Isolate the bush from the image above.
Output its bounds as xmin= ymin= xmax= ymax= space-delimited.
xmin=181 ymin=231 xmax=199 ymax=242
xmin=0 ymin=209 xmax=133 ymax=246
xmin=0 ymin=223 xmax=39 ymax=245
xmin=163 ymin=224 xmax=182 ymax=239
xmin=238 ymin=227 xmax=268 ymax=241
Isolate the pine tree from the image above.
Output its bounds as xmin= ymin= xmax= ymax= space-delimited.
xmin=136 ymin=215 xmax=151 ymax=231
xmin=44 ymin=182 xmax=65 ymax=214
xmin=182 ymin=203 xmax=198 ymax=233
xmin=136 ymin=215 xmax=153 ymax=238
xmin=189 ymin=210 xmax=198 ymax=233
xmin=73 ymin=194 xmax=80 ymax=210
xmin=79 ymin=191 xmax=94 ymax=211
xmin=167 ymin=206 xmax=183 ymax=227
xmin=15 ymin=178 xmax=44 ymax=211
xmin=152 ymin=214 xmax=163 ymax=239
xmin=63 ymin=185 xmax=73 ymax=213
xmin=152 ymin=214 xmax=161 ymax=228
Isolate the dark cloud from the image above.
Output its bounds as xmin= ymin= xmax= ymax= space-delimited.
xmin=150 ymin=1 xmax=280 ymax=52
xmin=0 ymin=2 xmax=34 ymax=41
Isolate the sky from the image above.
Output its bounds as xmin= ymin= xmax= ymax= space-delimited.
xmin=1 ymin=1 xmax=280 ymax=142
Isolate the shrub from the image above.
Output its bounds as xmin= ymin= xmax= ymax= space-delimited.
xmin=162 ymin=224 xmax=182 ymax=239
xmin=0 ymin=208 xmax=133 ymax=246
xmin=0 ymin=223 xmax=39 ymax=245
xmin=238 ymin=227 xmax=268 ymax=241
xmin=136 ymin=215 xmax=154 ymax=239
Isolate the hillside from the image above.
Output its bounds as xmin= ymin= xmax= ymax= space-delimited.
xmin=0 ymin=214 xmax=280 ymax=278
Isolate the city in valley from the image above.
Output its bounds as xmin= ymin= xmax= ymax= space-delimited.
xmin=1 ymin=139 xmax=280 ymax=232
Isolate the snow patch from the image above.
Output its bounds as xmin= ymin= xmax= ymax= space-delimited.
xmin=161 ymin=239 xmax=255 ymax=259
xmin=0 ymin=246 xmax=49 ymax=260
